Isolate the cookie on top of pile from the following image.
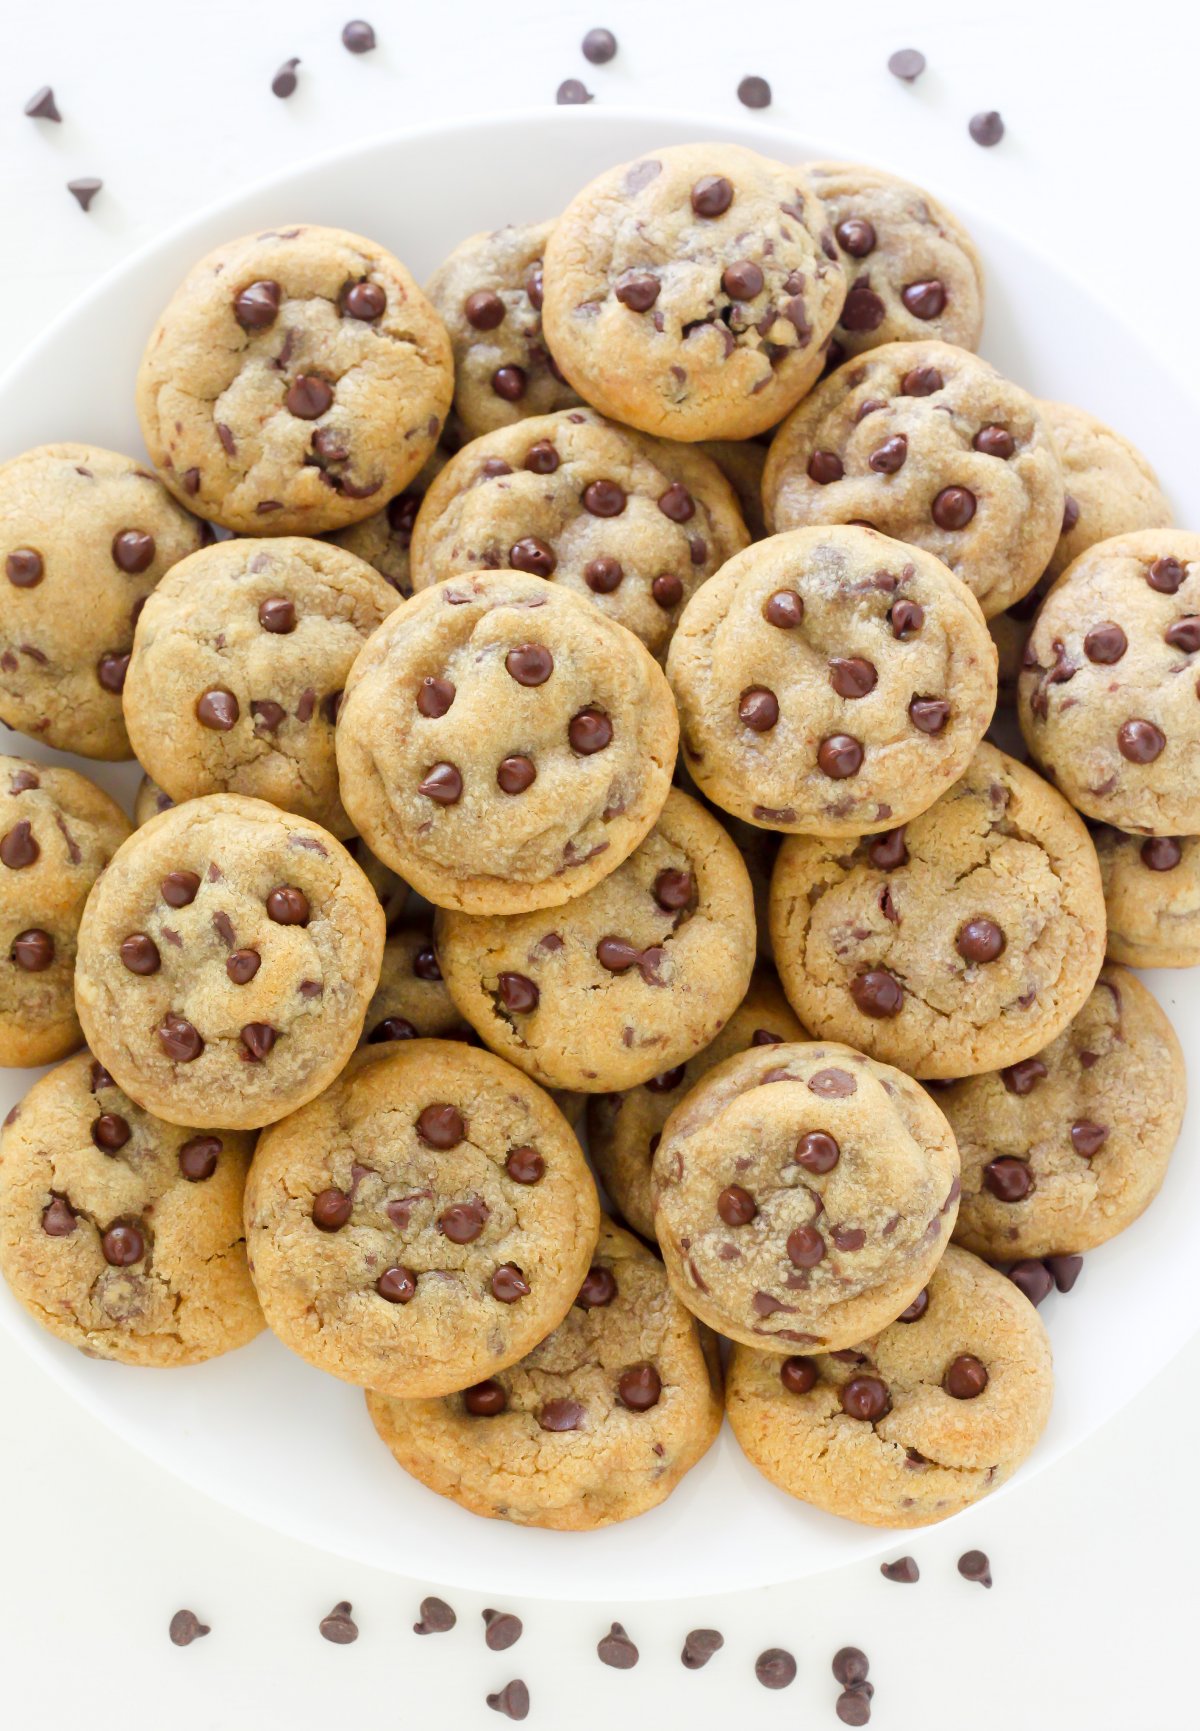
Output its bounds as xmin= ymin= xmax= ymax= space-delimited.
xmin=0 ymin=140 xmax=1188 ymax=1536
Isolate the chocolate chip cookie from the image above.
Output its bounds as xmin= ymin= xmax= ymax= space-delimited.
xmin=0 ymin=1050 xmax=261 ymax=1365
xmin=325 ymin=444 xmax=449 ymax=598
xmin=588 ymin=967 xmax=806 ymax=1241
xmin=725 ymin=1244 xmax=1053 ymax=1526
xmin=435 ymin=789 xmax=756 ymax=1092
xmin=944 ymin=967 xmax=1185 ymax=1259
xmin=763 ymin=341 xmax=1064 ymax=618
xmin=245 ymin=1039 xmax=599 ymax=1398
xmin=365 ymin=1215 xmax=721 ymax=1528
xmin=136 ymin=225 xmax=454 ymax=534
xmin=652 ymin=1039 xmax=960 ymax=1352
xmin=133 ymin=773 xmax=176 ymax=827
xmin=0 ymin=444 xmax=208 ymax=758
xmin=1094 ymin=827 xmax=1200 ymax=968
xmin=769 ymin=744 xmax=1106 ymax=1078
xmin=360 ymin=924 xmax=473 ymax=1047
xmin=425 ymin=221 xmax=582 ymax=438
xmin=700 ymin=440 xmax=768 ymax=539
xmin=0 ymin=758 xmax=132 ymax=1067
xmin=667 ymin=525 xmax=997 ymax=836
xmin=808 ymin=162 xmax=985 ymax=363
xmin=542 ymin=144 xmax=846 ymax=440
xmin=408 ymin=407 xmax=749 ymax=657
xmin=1018 ymin=530 xmax=1200 ymax=834
xmin=124 ymin=536 xmax=397 ymax=837
xmin=336 ymin=569 xmax=678 ymax=914
xmin=74 ymin=794 xmax=385 ymax=1129
xmin=989 ymin=403 xmax=1171 ymax=694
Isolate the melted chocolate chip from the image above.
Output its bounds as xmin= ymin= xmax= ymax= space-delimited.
xmin=234 ymin=280 xmax=281 ymax=329
xmin=763 ymin=589 xmax=804 ymax=628
xmin=808 ymin=451 xmax=844 ymax=485
xmin=717 ymin=1184 xmax=757 ymax=1226
xmin=158 ymin=1014 xmax=203 ymax=1062
xmin=491 ymin=1263 xmax=530 ymax=1303
xmin=196 ymin=688 xmax=239 ymax=731
xmin=984 ymin=1157 xmax=1033 ymax=1201
xmin=691 ymin=175 xmax=733 ymax=217
xmin=179 ymin=1135 xmax=221 ymax=1181
xmin=1117 ymin=719 xmax=1166 ymax=763
xmin=739 ymin=686 xmax=779 ymax=731
xmin=818 ymin=734 xmax=863 ymax=778
xmin=794 ymin=1131 xmax=839 ymax=1173
xmin=1002 ymin=1057 xmax=1046 ymax=1095
xmin=418 ymin=762 xmax=463 ymax=803
xmin=577 ymin=1264 xmax=617 ymax=1308
xmin=417 ymin=1103 xmax=465 ymax=1148
xmin=787 ymin=1224 xmax=825 ymax=1267
xmin=780 ymin=1355 xmax=818 ymax=1394
xmin=1084 ymin=623 xmax=1127 ymax=664
xmin=869 ymin=435 xmax=908 ymax=474
xmin=956 ymin=918 xmax=1005 ymax=963
xmin=840 ymin=1374 xmax=891 ymax=1421
xmin=568 ymin=708 xmax=612 ymax=754
xmin=944 ymin=1354 xmax=989 ymax=1399
xmin=618 ymin=1363 xmax=661 ymax=1411
xmin=932 ymin=487 xmax=976 ymax=531
xmin=505 ymin=643 xmax=554 ymax=685
xmin=11 ymin=928 xmax=53 ymax=971
xmin=464 ymin=1380 xmax=507 ymax=1416
xmin=830 ymin=657 xmax=877 ymax=699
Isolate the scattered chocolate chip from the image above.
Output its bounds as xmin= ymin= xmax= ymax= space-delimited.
xmin=464 ymin=1380 xmax=507 ymax=1416
xmin=465 ymin=289 xmax=505 ymax=331
xmin=582 ymin=477 xmax=627 ymax=517
xmin=1045 ymin=1253 xmax=1083 ymax=1292
xmin=342 ymin=280 xmax=386 ymax=320
xmin=67 ymin=178 xmax=102 ymax=211
xmin=368 ymin=1016 xmax=417 ymax=1043
xmin=809 ymin=1067 xmax=856 ymax=1097
xmin=1070 ymin=1118 xmax=1108 ymax=1157
xmin=493 ymin=365 xmax=529 ymax=402
xmin=598 ymin=1623 xmax=639 ymax=1669
xmin=266 ymin=884 xmax=308 ymax=926
xmin=1084 ymin=623 xmax=1127 ymax=664
xmin=486 ymin=1679 xmax=529 ymax=1721
xmin=414 ymin=1596 xmax=456 ymax=1635
xmin=482 ymin=1609 xmax=523 ymax=1651
xmin=258 ymin=595 xmax=296 ymax=633
xmin=615 ymin=272 xmax=660 ymax=312
xmin=869 ymin=434 xmax=908 ymax=473
xmin=974 ymin=425 xmax=1016 ymax=459
xmin=888 ymin=47 xmax=926 ymax=80
xmin=898 ymin=1288 xmax=929 ymax=1324
xmin=652 ymin=573 xmax=683 ymax=608
xmin=24 ymin=85 xmax=62 ymax=122
xmin=497 ymin=755 xmax=536 ymax=795
xmin=505 ymin=643 xmax=554 ymax=685
xmin=509 ymin=535 xmax=556 ymax=577
xmin=236 ymin=280 xmax=282 ymax=331
xmin=179 ymin=1136 xmax=221 ymax=1181
xmin=618 ymin=1362 xmax=661 ymax=1410
xmin=240 ymin=1022 xmax=277 ymax=1061
xmin=11 ymin=928 xmax=54 ymax=972
xmin=119 ymin=932 xmax=161 ymax=976
xmin=41 ymin=1195 xmax=76 ymax=1235
xmin=556 ymin=79 xmax=593 ymax=105
xmin=957 ymin=1549 xmax=992 ymax=1586
xmin=755 ymin=1648 xmax=797 ymax=1690
xmin=818 ymin=734 xmax=864 ymax=779
xmin=723 ymin=260 xmax=765 ymax=300
xmin=787 ymin=1224 xmax=826 ymax=1267
xmin=902 ymin=280 xmax=946 ymax=320
xmin=956 ymin=918 xmax=1005 ymax=963
xmin=91 ymin=1113 xmax=130 ymax=1152
xmin=737 ymin=75 xmax=771 ymax=108
xmin=319 ymin=1601 xmax=358 ymax=1643
xmin=272 ymin=59 xmax=300 ymax=98
xmin=780 ymin=1355 xmax=817 ymax=1394
xmin=837 ymin=1688 xmax=872 ymax=1726
xmin=794 ymin=1131 xmax=840 ymax=1174
xmin=836 ymin=218 xmax=876 ymax=258
xmin=657 ymin=482 xmax=695 ymax=523
xmin=582 ymin=26 xmax=618 ymax=63
xmin=1165 ymin=616 xmax=1200 ymax=652
xmin=312 ymin=1187 xmax=352 ymax=1232
xmin=286 ymin=375 xmax=333 ymax=419
xmin=585 ymin=556 xmax=623 ymax=592
xmin=1008 ymin=1259 xmax=1054 ymax=1306
xmin=833 ymin=1648 xmax=870 ymax=1688
xmin=504 ymin=1145 xmax=544 ymax=1186
xmin=652 ymin=868 xmax=692 ymax=911
xmin=682 ymin=1628 xmax=724 ymax=1668
xmin=112 ymin=528 xmax=156 ymax=573
xmin=969 ymin=111 xmax=1005 ymax=147
xmin=869 ymin=827 xmax=909 ymax=870
xmin=880 ymin=1555 xmax=920 ymax=1583
xmin=96 ymin=650 xmax=131 ymax=693
xmin=984 ymin=1157 xmax=1033 ymax=1202
xmin=341 ymin=20 xmax=376 ymax=53
xmin=577 ymin=1265 xmax=617 ymax=1308
xmin=169 ymin=1610 xmax=210 ymax=1647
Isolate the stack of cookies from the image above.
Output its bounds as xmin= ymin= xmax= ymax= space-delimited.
xmin=0 ymin=142 xmax=1189 ymax=1535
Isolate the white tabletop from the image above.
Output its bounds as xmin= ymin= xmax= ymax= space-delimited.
xmin=3 ymin=3 xmax=1198 ymax=1727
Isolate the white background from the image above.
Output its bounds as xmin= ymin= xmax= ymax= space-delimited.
xmin=3 ymin=2 xmax=1199 ymax=1727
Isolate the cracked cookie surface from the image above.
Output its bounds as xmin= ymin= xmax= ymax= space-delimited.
xmin=409 ymin=408 xmax=749 ymax=658
xmin=768 ymin=744 xmax=1106 ymax=1079
xmin=0 ymin=444 xmax=208 ymax=759
xmin=0 ymin=757 xmax=131 ymax=1067
xmin=667 ymin=525 xmax=997 ymax=836
xmin=74 ymin=793 xmax=384 ymax=1129
xmin=944 ymin=967 xmax=1184 ymax=1259
xmin=245 ymin=1040 xmax=598 ymax=1398
xmin=542 ymin=144 xmax=846 ymax=441
xmin=124 ymin=536 xmax=397 ymax=836
xmin=1094 ymin=826 xmax=1200 ymax=968
xmin=652 ymin=1039 xmax=959 ymax=1352
xmin=336 ymin=569 xmax=678 ymax=913
xmin=136 ymin=224 xmax=453 ymax=535
xmin=435 ymin=789 xmax=755 ymax=1092
xmin=1018 ymin=530 xmax=1200 ymax=835
xmin=365 ymin=1215 xmax=721 ymax=1528
xmin=726 ymin=1244 xmax=1053 ymax=1526
xmin=763 ymin=340 xmax=1064 ymax=619
xmin=0 ymin=1050 xmax=261 ymax=1365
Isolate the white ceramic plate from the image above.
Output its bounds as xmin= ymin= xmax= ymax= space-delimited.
xmin=0 ymin=107 xmax=1196 ymax=1601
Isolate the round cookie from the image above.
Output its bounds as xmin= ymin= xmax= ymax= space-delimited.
xmin=700 ymin=440 xmax=768 ymax=539
xmin=1094 ymin=827 xmax=1200 ymax=968
xmin=425 ymin=220 xmax=582 ymax=438
xmin=769 ymin=744 xmax=1106 ymax=1079
xmin=0 ymin=759 xmax=132 ymax=1067
xmin=336 ymin=569 xmax=678 ymax=914
xmin=245 ymin=1039 xmax=599 ymax=1398
xmin=0 ymin=444 xmax=208 ymax=759
xmin=124 ymin=537 xmax=397 ymax=837
xmin=74 ymin=794 xmax=385 ymax=1130
xmin=667 ymin=525 xmax=997 ymax=837
xmin=136 ymin=224 xmax=453 ymax=535
xmin=408 ymin=407 xmax=749 ymax=658
xmin=763 ymin=341 xmax=1065 ymax=619
xmin=542 ymin=144 xmax=846 ymax=441
xmin=435 ymin=789 xmax=756 ymax=1092
xmin=360 ymin=924 xmax=474 ymax=1047
xmin=325 ymin=444 xmax=449 ymax=599
xmin=651 ymin=1040 xmax=960 ymax=1353
xmin=133 ymin=773 xmax=176 ymax=827
xmin=365 ymin=1216 xmax=721 ymax=1529
xmin=943 ymin=967 xmax=1185 ymax=1260
xmin=725 ymin=1244 xmax=1053 ymax=1527
xmin=990 ymin=403 xmax=1172 ymax=694
xmin=807 ymin=162 xmax=985 ymax=363
xmin=0 ymin=1051 xmax=261 ymax=1366
xmin=588 ymin=968 xmax=805 ymax=1241
xmin=1018 ymin=530 xmax=1200 ymax=835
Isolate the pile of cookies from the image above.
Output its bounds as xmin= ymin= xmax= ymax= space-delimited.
xmin=0 ymin=141 xmax=1189 ymax=1536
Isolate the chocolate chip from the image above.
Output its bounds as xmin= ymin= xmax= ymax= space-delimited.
xmin=902 ymin=364 xmax=943 ymax=396
xmin=342 ymin=279 xmax=386 ymax=320
xmin=486 ymin=1680 xmax=529 ymax=1721
xmin=969 ymin=111 xmax=1005 ymax=147
xmin=266 ymin=885 xmax=309 ymax=925
xmin=809 ymin=1066 xmax=856 ymax=1097
xmin=869 ymin=434 xmax=908 ymax=474
xmin=464 ymin=1380 xmax=507 ymax=1416
xmin=944 ymin=1354 xmax=989 ymax=1399
xmin=196 ymin=688 xmax=239 ymax=731
xmin=168 ymin=1609 xmax=210 ymax=1646
xmin=681 ymin=1628 xmax=724 ymax=1669
xmin=615 ymin=272 xmax=660 ymax=311
xmin=652 ymin=573 xmax=684 ymax=608
xmin=496 ymin=972 xmax=539 ymax=1014
xmin=850 ymin=969 xmax=903 ymax=1018
xmin=830 ymin=657 xmax=878 ymax=699
xmin=91 ymin=1112 xmax=130 ymax=1153
xmin=577 ymin=1264 xmax=617 ymax=1308
xmin=11 ymin=928 xmax=53 ymax=972
xmin=833 ymin=1648 xmax=870 ymax=1688
xmin=369 ymin=1016 xmax=417 ymax=1043
xmin=342 ymin=19 xmax=376 ymax=52
xmin=984 ymin=1157 xmax=1033 ymax=1201
xmin=224 ymin=947 xmax=260 ymax=986
xmin=418 ymin=762 xmax=463 ymax=803
xmin=5 ymin=548 xmax=43 ymax=587
xmin=497 ymin=755 xmax=536 ymax=795
xmin=585 ymin=556 xmax=624 ymax=592
xmin=509 ymin=536 xmax=556 ymax=576
xmin=739 ymin=686 xmax=779 ymax=731
xmin=41 ymin=1196 xmax=76 ymax=1236
xmin=286 ymin=375 xmax=333 ymax=420
xmin=818 ymin=734 xmax=863 ymax=778
xmin=1117 ymin=718 xmax=1166 ymax=763
xmin=417 ymin=675 xmax=455 ymax=718
xmin=539 ymin=1398 xmax=585 ymax=1432
xmin=974 ymin=425 xmax=1015 ymax=459
xmin=956 ymin=918 xmax=1005 ymax=963
xmin=902 ymin=280 xmax=946 ymax=320
xmin=67 ymin=178 xmax=102 ymax=211
xmin=582 ymin=478 xmax=627 ymax=517
xmin=556 ymin=78 xmax=593 ymax=104
xmin=755 ymin=1649 xmax=796 ymax=1690
xmin=0 ymin=822 xmax=39 ymax=869
xmin=780 ymin=1355 xmax=818 ymax=1394
xmin=315 ymin=1599 xmax=358 ymax=1644
xmin=957 ymin=1549 xmax=992 ymax=1586
xmin=112 ymin=528 xmax=156 ymax=574
xmin=506 ymin=643 xmax=554 ymax=685
xmin=598 ymin=1623 xmax=639 ymax=1668
xmin=1147 ymin=555 xmax=1187 ymax=593
xmin=652 ymin=868 xmax=692 ymax=911
xmin=240 ymin=1023 xmax=277 ymax=1061
xmin=1008 ymin=1259 xmax=1054 ymax=1307
xmin=1070 ymin=1119 xmax=1108 ymax=1156
xmin=869 ymin=828 xmax=909 ymax=872
xmin=932 ymin=487 xmax=976 ymax=530
xmin=178 ymin=1136 xmax=221 ymax=1182
xmin=581 ymin=25 xmax=618 ymax=63
xmin=251 ymin=700 xmax=285 ymax=734
xmin=835 ymin=218 xmax=876 ymax=258
xmin=1002 ymin=1057 xmax=1046 ymax=1095
xmin=258 ymin=596 xmax=296 ymax=633
xmin=523 ymin=439 xmax=558 ymax=475
xmin=837 ymin=1688 xmax=872 ymax=1726
xmin=491 ymin=1263 xmax=530 ymax=1303
xmin=596 ymin=936 xmax=641 ymax=973
xmin=898 ymin=1289 xmax=929 ymax=1323
xmin=413 ymin=1596 xmax=456 ymax=1635
xmin=1045 ymin=1254 xmax=1083 ymax=1293
xmin=161 ymin=871 xmax=200 ymax=909
xmin=235 ymin=282 xmax=283 ymax=335
xmin=1060 ymin=495 xmax=1080 ymax=534
xmin=737 ymin=74 xmax=771 ymax=107
xmin=1084 ymin=623 xmax=1127 ymax=664
xmin=102 ymin=1223 xmax=144 ymax=1266
xmin=271 ymin=59 xmax=299 ymax=98
xmin=722 ymin=259 xmax=765 ymax=299
xmin=310 ymin=1187 xmax=352 ymax=1232
xmin=418 ymin=1103 xmax=465 ymax=1148
xmin=786 ymin=1224 xmax=825 ymax=1268
xmin=500 ymin=1145 xmax=543 ymax=1187
xmin=618 ymin=1363 xmax=662 ymax=1411
xmin=692 ymin=175 xmax=733 ymax=217
xmin=158 ymin=1014 xmax=203 ymax=1062
xmin=1165 ymin=616 xmax=1200 ymax=652
xmin=888 ymin=47 xmax=926 ymax=80
xmin=464 ymin=289 xmax=505 ymax=331
xmin=1142 ymin=836 xmax=1182 ymax=871
xmin=717 ymin=1184 xmax=757 ymax=1226
xmin=483 ymin=1609 xmax=524 ymax=1653
xmin=646 ymin=1066 xmax=686 ymax=1095
xmin=657 ymin=482 xmax=695 ymax=523
xmin=808 ymin=450 xmax=844 ymax=484
xmin=94 ymin=650 xmax=129 ymax=694
xmin=794 ymin=1131 xmax=840 ymax=1173
xmin=841 ymin=1374 xmax=890 ymax=1421
xmin=24 ymin=85 xmax=62 ymax=121
xmin=763 ymin=589 xmax=804 ymax=628
xmin=569 ymin=708 xmax=612 ymax=754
